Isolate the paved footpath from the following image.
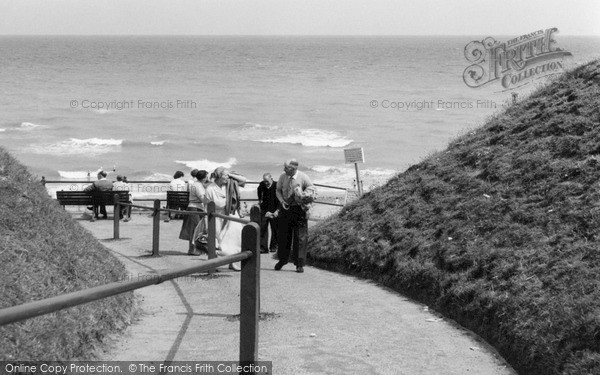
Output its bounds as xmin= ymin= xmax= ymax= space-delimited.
xmin=78 ymin=213 xmax=516 ymax=375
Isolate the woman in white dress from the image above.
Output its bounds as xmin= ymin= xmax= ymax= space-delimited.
xmin=204 ymin=167 xmax=246 ymax=271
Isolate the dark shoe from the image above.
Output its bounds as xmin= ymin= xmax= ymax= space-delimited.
xmin=102 ymin=215 xmax=108 ymax=220
xmin=86 ymin=206 xmax=94 ymax=211
xmin=188 ymin=250 xmax=201 ymax=256
xmin=274 ymin=261 xmax=285 ymax=271
xmin=260 ymin=249 xmax=269 ymax=254
xmin=296 ymin=266 xmax=304 ymax=273
xmin=269 ymin=248 xmax=278 ymax=253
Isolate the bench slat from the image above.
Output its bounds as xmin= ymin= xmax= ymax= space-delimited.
xmin=56 ymin=191 xmax=130 ymax=206
xmin=166 ymin=191 xmax=189 ymax=210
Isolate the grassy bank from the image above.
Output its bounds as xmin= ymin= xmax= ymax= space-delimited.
xmin=309 ymin=60 xmax=600 ymax=375
xmin=0 ymin=149 xmax=134 ymax=360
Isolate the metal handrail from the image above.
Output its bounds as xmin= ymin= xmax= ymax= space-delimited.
xmin=43 ymin=177 xmax=348 ymax=209
xmin=41 ymin=178 xmax=349 ymax=191
xmin=0 ymin=211 xmax=262 ymax=368
xmin=0 ymin=251 xmax=251 ymax=326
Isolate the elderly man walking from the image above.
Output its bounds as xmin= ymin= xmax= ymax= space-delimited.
xmin=274 ymin=159 xmax=317 ymax=273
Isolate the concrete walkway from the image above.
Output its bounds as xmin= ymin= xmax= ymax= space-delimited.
xmin=78 ymin=212 xmax=516 ymax=375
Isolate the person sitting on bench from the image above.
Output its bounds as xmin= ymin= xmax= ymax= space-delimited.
xmin=84 ymin=171 xmax=113 ymax=219
xmin=113 ymin=175 xmax=132 ymax=221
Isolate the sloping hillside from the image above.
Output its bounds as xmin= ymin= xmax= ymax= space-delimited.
xmin=0 ymin=149 xmax=133 ymax=359
xmin=309 ymin=60 xmax=600 ymax=375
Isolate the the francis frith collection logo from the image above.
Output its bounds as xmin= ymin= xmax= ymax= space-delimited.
xmin=463 ymin=27 xmax=572 ymax=90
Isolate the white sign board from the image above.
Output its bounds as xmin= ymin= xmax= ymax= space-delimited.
xmin=344 ymin=147 xmax=365 ymax=164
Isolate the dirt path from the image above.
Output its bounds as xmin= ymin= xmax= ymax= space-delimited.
xmin=78 ymin=213 xmax=516 ymax=375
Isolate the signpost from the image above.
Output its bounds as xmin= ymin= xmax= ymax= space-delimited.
xmin=344 ymin=147 xmax=365 ymax=196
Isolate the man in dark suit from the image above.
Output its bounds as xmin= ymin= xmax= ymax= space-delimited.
xmin=84 ymin=171 xmax=113 ymax=219
xmin=257 ymin=172 xmax=278 ymax=253
xmin=274 ymin=159 xmax=317 ymax=273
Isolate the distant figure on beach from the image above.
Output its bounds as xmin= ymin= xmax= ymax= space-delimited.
xmin=84 ymin=171 xmax=113 ymax=219
xmin=113 ymin=175 xmax=131 ymax=221
xmin=179 ymin=170 xmax=209 ymax=255
xmin=205 ymin=167 xmax=247 ymax=271
xmin=274 ymin=159 xmax=317 ymax=273
xmin=257 ymin=172 xmax=278 ymax=253
xmin=169 ymin=170 xmax=187 ymax=192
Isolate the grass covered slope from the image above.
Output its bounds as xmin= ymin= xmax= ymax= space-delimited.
xmin=0 ymin=149 xmax=133 ymax=360
xmin=309 ymin=60 xmax=600 ymax=375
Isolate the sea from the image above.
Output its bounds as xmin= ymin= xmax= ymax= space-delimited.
xmin=1 ymin=35 xmax=599 ymax=199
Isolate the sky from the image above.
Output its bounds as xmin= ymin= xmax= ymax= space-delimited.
xmin=0 ymin=0 xmax=598 ymax=36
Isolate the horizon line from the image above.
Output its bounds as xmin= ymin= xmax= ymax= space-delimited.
xmin=1 ymin=33 xmax=599 ymax=38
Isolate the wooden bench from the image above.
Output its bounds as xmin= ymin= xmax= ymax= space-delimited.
xmin=56 ymin=190 xmax=130 ymax=209
xmin=166 ymin=191 xmax=190 ymax=219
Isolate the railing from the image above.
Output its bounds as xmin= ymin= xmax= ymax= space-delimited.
xmin=41 ymin=178 xmax=350 ymax=207
xmin=115 ymin=200 xmax=260 ymax=258
xmin=0 ymin=199 xmax=262 ymax=372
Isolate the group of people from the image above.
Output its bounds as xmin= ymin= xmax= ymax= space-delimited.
xmin=84 ymin=158 xmax=317 ymax=274
xmin=173 ymin=158 xmax=317 ymax=274
xmin=175 ymin=167 xmax=246 ymax=270
xmin=84 ymin=171 xmax=132 ymax=221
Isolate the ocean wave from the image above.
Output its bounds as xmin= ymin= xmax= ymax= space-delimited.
xmin=262 ymin=129 xmax=353 ymax=148
xmin=143 ymin=172 xmax=172 ymax=181
xmin=58 ymin=168 xmax=105 ymax=179
xmin=120 ymin=139 xmax=165 ymax=148
xmin=69 ymin=137 xmax=122 ymax=146
xmin=243 ymin=122 xmax=279 ymax=131
xmin=237 ymin=123 xmax=353 ymax=148
xmin=175 ymin=157 xmax=237 ymax=172
xmin=10 ymin=122 xmax=48 ymax=131
xmin=310 ymin=165 xmax=346 ymax=174
xmin=39 ymin=138 xmax=123 ymax=155
xmin=309 ymin=165 xmax=398 ymax=191
xmin=21 ymin=122 xmax=45 ymax=129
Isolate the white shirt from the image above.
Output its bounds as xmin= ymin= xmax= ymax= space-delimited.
xmin=188 ymin=181 xmax=207 ymax=209
xmin=205 ymin=182 xmax=228 ymax=214
xmin=170 ymin=178 xmax=187 ymax=192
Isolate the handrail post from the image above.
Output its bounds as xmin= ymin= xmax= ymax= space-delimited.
xmin=250 ymin=204 xmax=261 ymax=225
xmin=113 ymin=194 xmax=120 ymax=240
xmin=207 ymin=201 xmax=216 ymax=260
xmin=152 ymin=199 xmax=160 ymax=257
xmin=239 ymin=222 xmax=260 ymax=370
